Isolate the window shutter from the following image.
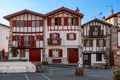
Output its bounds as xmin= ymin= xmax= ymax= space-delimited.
xmin=67 ymin=33 xmax=69 ymax=40
xmin=49 ymin=49 xmax=52 ymax=57
xmin=21 ymin=36 xmax=24 ymax=46
xmin=12 ymin=36 xmax=16 ymax=41
xmin=24 ymin=21 xmax=28 ymax=27
xmin=31 ymin=36 xmax=35 ymax=47
xmin=12 ymin=21 xmax=16 ymax=27
xmin=74 ymin=33 xmax=76 ymax=40
xmin=28 ymin=20 xmax=32 ymax=27
xmin=97 ymin=39 xmax=99 ymax=47
xmin=59 ymin=49 xmax=62 ymax=57
xmin=58 ymin=17 xmax=61 ymax=26
xmin=47 ymin=18 xmax=51 ymax=26
xmin=39 ymin=35 xmax=43 ymax=40
xmin=75 ymin=17 xmax=79 ymax=26
xmin=40 ymin=20 xmax=44 ymax=26
xmin=64 ymin=17 xmax=68 ymax=26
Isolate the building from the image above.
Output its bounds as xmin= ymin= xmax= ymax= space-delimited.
xmin=81 ymin=18 xmax=112 ymax=67
xmin=4 ymin=9 xmax=44 ymax=62
xmin=105 ymin=11 xmax=120 ymax=66
xmin=44 ymin=7 xmax=84 ymax=64
xmin=0 ymin=23 xmax=9 ymax=60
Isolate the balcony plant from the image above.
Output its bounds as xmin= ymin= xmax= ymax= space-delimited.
xmin=113 ymin=69 xmax=120 ymax=80
xmin=10 ymin=47 xmax=18 ymax=57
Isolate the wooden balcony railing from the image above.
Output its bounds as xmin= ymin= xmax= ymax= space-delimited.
xmin=47 ymin=38 xmax=61 ymax=45
xmin=18 ymin=41 xmax=36 ymax=48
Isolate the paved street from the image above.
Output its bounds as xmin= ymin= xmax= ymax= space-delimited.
xmin=0 ymin=64 xmax=112 ymax=80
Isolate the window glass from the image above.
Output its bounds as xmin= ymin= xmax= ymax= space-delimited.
xmin=69 ymin=33 xmax=74 ymax=39
xmin=96 ymin=54 xmax=102 ymax=61
xmin=52 ymin=49 xmax=59 ymax=57
xmin=16 ymin=36 xmax=20 ymax=41
xmin=32 ymin=21 xmax=36 ymax=27
xmin=55 ymin=18 xmax=58 ymax=25
xmin=16 ymin=21 xmax=24 ymax=27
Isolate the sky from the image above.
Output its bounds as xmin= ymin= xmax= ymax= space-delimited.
xmin=0 ymin=0 xmax=119 ymax=25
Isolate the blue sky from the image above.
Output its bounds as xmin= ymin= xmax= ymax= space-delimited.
xmin=0 ymin=0 xmax=120 ymax=25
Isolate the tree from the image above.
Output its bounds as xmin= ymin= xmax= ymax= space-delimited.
xmin=10 ymin=47 xmax=18 ymax=57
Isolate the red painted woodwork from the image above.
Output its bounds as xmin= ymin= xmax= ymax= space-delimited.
xmin=47 ymin=18 xmax=51 ymax=26
xmin=20 ymin=36 xmax=24 ymax=47
xmin=58 ymin=17 xmax=61 ymax=26
xmin=64 ymin=17 xmax=68 ymax=26
xmin=24 ymin=21 xmax=28 ymax=27
xmin=12 ymin=36 xmax=16 ymax=41
xmin=40 ymin=20 xmax=44 ymax=26
xmin=49 ymin=49 xmax=52 ymax=57
xmin=31 ymin=36 xmax=35 ymax=47
xmin=29 ymin=49 xmax=41 ymax=62
xmin=67 ymin=48 xmax=78 ymax=63
xmin=52 ymin=59 xmax=61 ymax=63
xmin=74 ymin=33 xmax=76 ymax=40
xmin=75 ymin=17 xmax=79 ymax=26
xmin=67 ymin=33 xmax=69 ymax=40
xmin=12 ymin=21 xmax=16 ymax=27
xmin=27 ymin=20 xmax=32 ymax=27
xmin=47 ymin=39 xmax=61 ymax=45
xmin=59 ymin=49 xmax=62 ymax=57
xmin=39 ymin=35 xmax=43 ymax=40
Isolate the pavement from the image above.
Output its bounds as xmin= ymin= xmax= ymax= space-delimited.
xmin=0 ymin=64 xmax=112 ymax=80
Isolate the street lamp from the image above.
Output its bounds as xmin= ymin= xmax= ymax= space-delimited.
xmin=75 ymin=43 xmax=84 ymax=76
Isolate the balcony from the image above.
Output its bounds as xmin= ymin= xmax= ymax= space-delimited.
xmin=47 ymin=38 xmax=61 ymax=45
xmin=18 ymin=41 xmax=36 ymax=48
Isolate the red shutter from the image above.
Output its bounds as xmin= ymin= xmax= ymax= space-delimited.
xmin=58 ymin=17 xmax=61 ymax=26
xmin=67 ymin=33 xmax=69 ymax=40
xmin=40 ymin=20 xmax=44 ymax=26
xmin=28 ymin=20 xmax=32 ymax=27
xmin=12 ymin=21 xmax=16 ymax=27
xmin=50 ymin=33 xmax=52 ymax=39
xmin=12 ymin=36 xmax=16 ymax=41
xmin=21 ymin=36 xmax=24 ymax=46
xmin=49 ymin=49 xmax=52 ymax=57
xmin=64 ymin=17 xmax=68 ymax=26
xmin=47 ymin=18 xmax=51 ymax=26
xmin=24 ymin=21 xmax=28 ymax=27
xmin=31 ymin=36 xmax=35 ymax=47
xmin=59 ymin=49 xmax=62 ymax=57
xmin=75 ymin=17 xmax=79 ymax=26
xmin=39 ymin=35 xmax=43 ymax=40
xmin=74 ymin=33 xmax=76 ymax=40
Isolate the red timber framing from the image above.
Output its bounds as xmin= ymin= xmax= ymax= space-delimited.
xmin=4 ymin=9 xmax=44 ymax=62
xmin=67 ymin=48 xmax=78 ymax=63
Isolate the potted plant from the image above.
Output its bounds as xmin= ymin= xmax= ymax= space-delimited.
xmin=113 ymin=69 xmax=120 ymax=80
xmin=10 ymin=47 xmax=18 ymax=57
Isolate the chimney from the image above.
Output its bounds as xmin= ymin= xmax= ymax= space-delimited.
xmin=75 ymin=7 xmax=79 ymax=12
xmin=111 ymin=9 xmax=114 ymax=15
xmin=102 ymin=16 xmax=105 ymax=20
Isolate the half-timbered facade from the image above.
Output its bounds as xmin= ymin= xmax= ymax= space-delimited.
xmin=105 ymin=12 xmax=120 ymax=66
xmin=4 ymin=10 xmax=44 ymax=62
xmin=81 ymin=19 xmax=112 ymax=67
xmin=45 ymin=7 xmax=84 ymax=64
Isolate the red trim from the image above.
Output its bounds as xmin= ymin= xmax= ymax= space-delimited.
xmin=13 ymin=32 xmax=43 ymax=34
xmin=45 ymin=7 xmax=84 ymax=18
xmin=64 ymin=17 xmax=68 ymax=26
xmin=12 ymin=21 xmax=16 ymax=27
xmin=40 ymin=20 xmax=44 ymax=26
xmin=12 ymin=36 xmax=16 ymax=41
xmin=39 ymin=35 xmax=43 ymax=40
xmin=58 ymin=17 xmax=61 ymax=26
xmin=75 ymin=17 xmax=79 ymax=26
xmin=47 ymin=18 xmax=51 ymax=26
xmin=59 ymin=49 xmax=62 ymax=57
xmin=49 ymin=49 xmax=52 ymax=57
xmin=4 ymin=9 xmax=44 ymax=21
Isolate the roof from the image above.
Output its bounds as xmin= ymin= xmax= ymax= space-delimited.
xmin=105 ymin=12 xmax=120 ymax=21
xmin=0 ymin=23 xmax=9 ymax=28
xmin=4 ymin=9 xmax=45 ymax=21
xmin=45 ymin=7 xmax=84 ymax=18
xmin=81 ymin=18 xmax=113 ymax=28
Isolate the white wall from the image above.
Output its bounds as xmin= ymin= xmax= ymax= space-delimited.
xmin=0 ymin=25 xmax=9 ymax=52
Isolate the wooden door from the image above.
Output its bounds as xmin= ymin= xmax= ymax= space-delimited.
xmin=83 ymin=54 xmax=91 ymax=65
xmin=29 ymin=49 xmax=41 ymax=62
xmin=67 ymin=48 xmax=78 ymax=63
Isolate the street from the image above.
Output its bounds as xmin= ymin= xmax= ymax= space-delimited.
xmin=0 ymin=64 xmax=112 ymax=80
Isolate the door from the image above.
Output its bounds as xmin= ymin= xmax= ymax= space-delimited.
xmin=29 ymin=49 xmax=41 ymax=62
xmin=67 ymin=48 xmax=78 ymax=63
xmin=83 ymin=54 xmax=91 ymax=65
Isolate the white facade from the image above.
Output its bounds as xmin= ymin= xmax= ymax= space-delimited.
xmin=0 ymin=23 xmax=9 ymax=52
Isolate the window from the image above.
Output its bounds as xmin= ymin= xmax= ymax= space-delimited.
xmin=24 ymin=36 xmax=31 ymax=46
xmin=68 ymin=17 xmax=74 ymax=25
xmin=35 ymin=35 xmax=39 ymax=40
xmin=55 ymin=18 xmax=58 ymax=25
xmin=16 ymin=20 xmax=24 ymax=27
xmin=84 ymin=39 xmax=89 ymax=47
xmin=96 ymin=54 xmax=102 ymax=61
xmin=52 ymin=49 xmax=59 ymax=57
xmin=51 ymin=33 xmax=59 ymax=40
xmin=32 ymin=21 xmax=40 ymax=27
xmin=89 ymin=39 xmax=93 ymax=47
xmin=20 ymin=49 xmax=25 ymax=57
xmin=16 ymin=36 xmax=20 ymax=41
xmin=97 ymin=39 xmax=106 ymax=47
xmin=67 ymin=33 xmax=76 ymax=40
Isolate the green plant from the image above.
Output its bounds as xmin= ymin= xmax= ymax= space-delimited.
xmin=10 ymin=47 xmax=18 ymax=57
xmin=113 ymin=69 xmax=120 ymax=80
xmin=42 ymin=61 xmax=48 ymax=65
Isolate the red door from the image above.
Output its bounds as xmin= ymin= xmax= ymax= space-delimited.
xmin=67 ymin=48 xmax=78 ymax=63
xmin=29 ymin=49 xmax=41 ymax=62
